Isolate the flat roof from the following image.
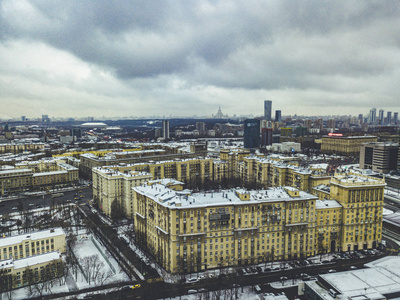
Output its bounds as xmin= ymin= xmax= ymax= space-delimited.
xmin=134 ymin=184 xmax=317 ymax=209
xmin=13 ymin=251 xmax=61 ymax=270
xmin=316 ymin=199 xmax=342 ymax=209
xmin=320 ymin=256 xmax=400 ymax=299
xmin=0 ymin=228 xmax=65 ymax=248
xmin=32 ymin=170 xmax=68 ymax=177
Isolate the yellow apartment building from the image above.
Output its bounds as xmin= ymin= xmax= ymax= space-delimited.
xmin=330 ymin=173 xmax=384 ymax=251
xmin=315 ymin=199 xmax=342 ymax=253
xmin=236 ymin=156 xmax=330 ymax=192
xmin=0 ymin=143 xmax=45 ymax=154
xmin=321 ymin=135 xmax=378 ymax=156
xmin=131 ymin=170 xmax=384 ymax=274
xmin=0 ymin=228 xmax=66 ymax=261
xmin=0 ymin=161 xmax=78 ymax=196
xmin=92 ymin=167 xmax=153 ymax=217
xmin=133 ymin=183 xmax=318 ymax=273
xmin=0 ymin=251 xmax=63 ymax=290
xmin=80 ymin=148 xmax=197 ymax=179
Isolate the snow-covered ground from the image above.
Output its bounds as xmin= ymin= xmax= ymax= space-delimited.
xmin=0 ymin=231 xmax=130 ymax=300
xmin=72 ymin=232 xmax=130 ymax=289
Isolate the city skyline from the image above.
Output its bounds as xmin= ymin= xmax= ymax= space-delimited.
xmin=0 ymin=1 xmax=400 ymax=119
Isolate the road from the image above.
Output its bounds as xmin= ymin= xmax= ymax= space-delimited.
xmin=0 ymin=186 xmax=93 ymax=215
xmin=84 ymin=253 xmax=387 ymax=300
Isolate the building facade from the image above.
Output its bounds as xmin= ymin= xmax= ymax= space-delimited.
xmin=0 ymin=252 xmax=63 ymax=290
xmin=321 ymin=135 xmax=378 ymax=156
xmin=360 ymin=142 xmax=399 ymax=174
xmin=133 ymin=183 xmax=318 ymax=273
xmin=243 ymin=119 xmax=260 ymax=149
xmin=0 ymin=228 xmax=66 ymax=261
xmin=93 ymin=158 xmax=214 ymax=217
xmin=264 ymin=100 xmax=272 ymax=121
xmin=92 ymin=167 xmax=153 ymax=218
xmin=132 ymin=172 xmax=384 ymax=274
xmin=162 ymin=120 xmax=170 ymax=140
xmin=0 ymin=161 xmax=78 ymax=196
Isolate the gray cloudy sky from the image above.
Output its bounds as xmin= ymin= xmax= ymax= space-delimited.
xmin=1 ymin=0 xmax=399 ymax=119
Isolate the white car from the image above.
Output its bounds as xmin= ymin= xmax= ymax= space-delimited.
xmin=187 ymin=278 xmax=198 ymax=283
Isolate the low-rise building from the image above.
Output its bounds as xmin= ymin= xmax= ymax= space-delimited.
xmin=0 ymin=160 xmax=78 ymax=196
xmin=0 ymin=251 xmax=63 ymax=290
xmin=321 ymin=135 xmax=378 ymax=156
xmin=0 ymin=228 xmax=66 ymax=261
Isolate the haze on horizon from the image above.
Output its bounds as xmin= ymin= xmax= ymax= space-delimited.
xmin=0 ymin=1 xmax=399 ymax=119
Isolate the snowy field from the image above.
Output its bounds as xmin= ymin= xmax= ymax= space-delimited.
xmin=0 ymin=232 xmax=130 ymax=300
xmin=72 ymin=232 xmax=130 ymax=289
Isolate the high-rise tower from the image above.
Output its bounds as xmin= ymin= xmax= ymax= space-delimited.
xmin=379 ymin=109 xmax=384 ymax=125
xmin=162 ymin=120 xmax=170 ymax=140
xmin=244 ymin=119 xmax=260 ymax=149
xmin=275 ymin=110 xmax=282 ymax=122
xmin=264 ymin=100 xmax=272 ymax=121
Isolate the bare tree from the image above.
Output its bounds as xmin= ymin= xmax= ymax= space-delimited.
xmin=97 ymin=269 xmax=114 ymax=285
xmin=0 ymin=271 xmax=16 ymax=299
xmin=79 ymin=254 xmax=111 ymax=285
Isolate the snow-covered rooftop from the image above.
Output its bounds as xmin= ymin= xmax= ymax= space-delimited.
xmin=331 ymin=174 xmax=385 ymax=187
xmin=315 ymin=199 xmax=342 ymax=209
xmin=0 ymin=168 xmax=32 ymax=175
xmin=32 ymin=170 xmax=68 ymax=177
xmin=383 ymin=211 xmax=400 ymax=227
xmin=134 ymin=184 xmax=317 ymax=209
xmin=320 ymin=256 xmax=400 ymax=299
xmin=312 ymin=184 xmax=331 ymax=193
xmin=93 ymin=166 xmax=151 ymax=178
xmin=0 ymin=228 xmax=65 ymax=248
xmin=13 ymin=251 xmax=62 ymax=270
xmin=148 ymin=178 xmax=184 ymax=186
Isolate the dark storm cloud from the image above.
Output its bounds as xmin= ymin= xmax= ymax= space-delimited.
xmin=0 ymin=0 xmax=400 ymax=117
xmin=2 ymin=1 xmax=399 ymax=84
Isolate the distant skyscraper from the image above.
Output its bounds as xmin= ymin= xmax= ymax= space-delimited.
xmin=369 ymin=108 xmax=376 ymax=124
xmin=327 ymin=119 xmax=335 ymax=129
xmin=42 ymin=115 xmax=50 ymax=123
xmin=304 ymin=119 xmax=312 ymax=131
xmin=21 ymin=116 xmax=26 ymax=122
xmin=261 ymin=127 xmax=273 ymax=146
xmin=243 ymin=119 xmax=260 ymax=149
xmin=214 ymin=106 xmax=227 ymax=119
xmin=162 ymin=120 xmax=170 ymax=139
xmin=264 ymin=100 xmax=272 ymax=121
xmin=358 ymin=114 xmax=363 ymax=124
xmin=394 ymin=112 xmax=398 ymax=125
xmin=316 ymin=118 xmax=323 ymax=132
xmin=387 ymin=111 xmax=392 ymax=125
xmin=70 ymin=128 xmax=82 ymax=139
xmin=275 ymin=110 xmax=281 ymax=122
xmin=196 ymin=122 xmax=206 ymax=134
xmin=379 ymin=109 xmax=384 ymax=125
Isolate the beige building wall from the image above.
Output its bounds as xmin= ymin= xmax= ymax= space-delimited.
xmin=92 ymin=167 xmax=153 ymax=217
xmin=0 ymin=228 xmax=66 ymax=261
xmin=133 ymin=184 xmax=318 ymax=274
xmin=0 ymin=252 xmax=63 ymax=289
xmin=321 ymin=135 xmax=378 ymax=155
xmin=330 ymin=173 xmax=384 ymax=252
